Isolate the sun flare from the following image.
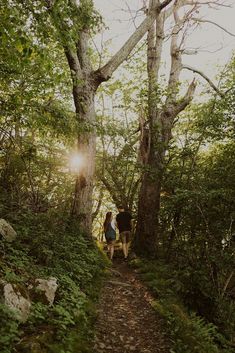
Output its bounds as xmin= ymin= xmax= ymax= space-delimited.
xmin=69 ymin=153 xmax=84 ymax=172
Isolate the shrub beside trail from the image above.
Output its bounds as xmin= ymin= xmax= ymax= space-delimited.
xmin=0 ymin=211 xmax=107 ymax=353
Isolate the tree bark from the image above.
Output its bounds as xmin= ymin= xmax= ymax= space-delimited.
xmin=134 ymin=10 xmax=165 ymax=256
xmin=134 ymin=4 xmax=196 ymax=257
xmin=70 ymin=82 xmax=96 ymax=235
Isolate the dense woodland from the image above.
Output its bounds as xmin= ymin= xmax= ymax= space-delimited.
xmin=0 ymin=0 xmax=235 ymax=353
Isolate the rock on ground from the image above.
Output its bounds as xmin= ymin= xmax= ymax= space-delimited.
xmin=1 ymin=277 xmax=58 ymax=323
xmin=35 ymin=277 xmax=58 ymax=306
xmin=0 ymin=218 xmax=17 ymax=242
xmin=3 ymin=283 xmax=31 ymax=322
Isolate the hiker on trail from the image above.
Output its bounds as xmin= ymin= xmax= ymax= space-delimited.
xmin=103 ymin=212 xmax=116 ymax=260
xmin=116 ymin=206 xmax=132 ymax=261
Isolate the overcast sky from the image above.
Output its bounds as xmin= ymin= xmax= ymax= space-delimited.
xmin=93 ymin=0 xmax=235 ymax=85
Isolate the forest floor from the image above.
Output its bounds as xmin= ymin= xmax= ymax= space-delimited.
xmin=93 ymin=258 xmax=170 ymax=353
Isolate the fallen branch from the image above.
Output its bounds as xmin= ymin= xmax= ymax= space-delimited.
xmin=109 ymin=268 xmax=122 ymax=277
xmin=107 ymin=280 xmax=133 ymax=287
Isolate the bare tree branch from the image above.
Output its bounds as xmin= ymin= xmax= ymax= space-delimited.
xmin=94 ymin=0 xmax=161 ymax=83
xmin=160 ymin=0 xmax=175 ymax=9
xmin=182 ymin=64 xmax=225 ymax=97
xmin=174 ymin=78 xmax=197 ymax=114
xmin=221 ymin=271 xmax=234 ymax=298
xmin=98 ymin=174 xmax=122 ymax=207
xmin=166 ymin=5 xmax=184 ymax=103
xmin=192 ymin=17 xmax=235 ymax=37
xmin=124 ymin=1 xmax=138 ymax=29
xmin=164 ymin=0 xmax=199 ymax=19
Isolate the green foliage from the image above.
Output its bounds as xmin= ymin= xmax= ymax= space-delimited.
xmin=0 ymin=213 xmax=107 ymax=353
xmin=132 ymin=259 xmax=234 ymax=353
xmin=0 ymin=3 xmax=107 ymax=351
xmin=156 ymin=60 xmax=235 ymax=344
xmin=0 ymin=304 xmax=20 ymax=353
xmin=95 ymin=55 xmax=146 ymax=212
xmin=0 ymin=0 xmax=80 ymax=220
xmin=154 ymin=302 xmax=226 ymax=353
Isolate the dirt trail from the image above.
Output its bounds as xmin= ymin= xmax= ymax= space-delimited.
xmin=93 ymin=260 xmax=170 ymax=353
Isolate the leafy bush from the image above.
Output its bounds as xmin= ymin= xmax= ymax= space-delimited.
xmin=0 ymin=304 xmax=20 ymax=353
xmin=131 ymin=259 xmax=234 ymax=353
xmin=0 ymin=212 xmax=107 ymax=353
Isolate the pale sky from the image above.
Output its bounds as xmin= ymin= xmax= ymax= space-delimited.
xmin=93 ymin=0 xmax=235 ymax=86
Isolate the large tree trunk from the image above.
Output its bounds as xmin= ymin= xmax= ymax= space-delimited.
xmin=134 ymin=11 xmax=165 ymax=256
xmin=70 ymin=88 xmax=96 ymax=235
xmin=135 ymin=111 xmax=170 ymax=256
xmin=135 ymin=163 xmax=162 ymax=256
xmin=134 ymin=3 xmax=196 ymax=257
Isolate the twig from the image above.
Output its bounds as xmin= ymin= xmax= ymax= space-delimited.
xmin=221 ymin=271 xmax=234 ymax=298
xmin=107 ymin=280 xmax=132 ymax=287
xmin=182 ymin=65 xmax=225 ymax=97
xmin=192 ymin=17 xmax=235 ymax=37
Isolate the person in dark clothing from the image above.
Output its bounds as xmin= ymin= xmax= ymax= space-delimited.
xmin=116 ymin=206 xmax=132 ymax=260
xmin=103 ymin=212 xmax=116 ymax=260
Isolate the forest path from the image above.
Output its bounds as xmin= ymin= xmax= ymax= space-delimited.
xmin=93 ymin=260 xmax=170 ymax=353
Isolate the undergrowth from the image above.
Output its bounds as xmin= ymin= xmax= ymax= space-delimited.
xmin=131 ymin=259 xmax=235 ymax=353
xmin=0 ymin=210 xmax=108 ymax=353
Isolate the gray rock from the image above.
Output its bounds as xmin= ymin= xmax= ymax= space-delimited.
xmin=1 ymin=277 xmax=58 ymax=323
xmin=0 ymin=219 xmax=17 ymax=242
xmin=4 ymin=283 xmax=31 ymax=322
xmin=35 ymin=277 xmax=58 ymax=306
